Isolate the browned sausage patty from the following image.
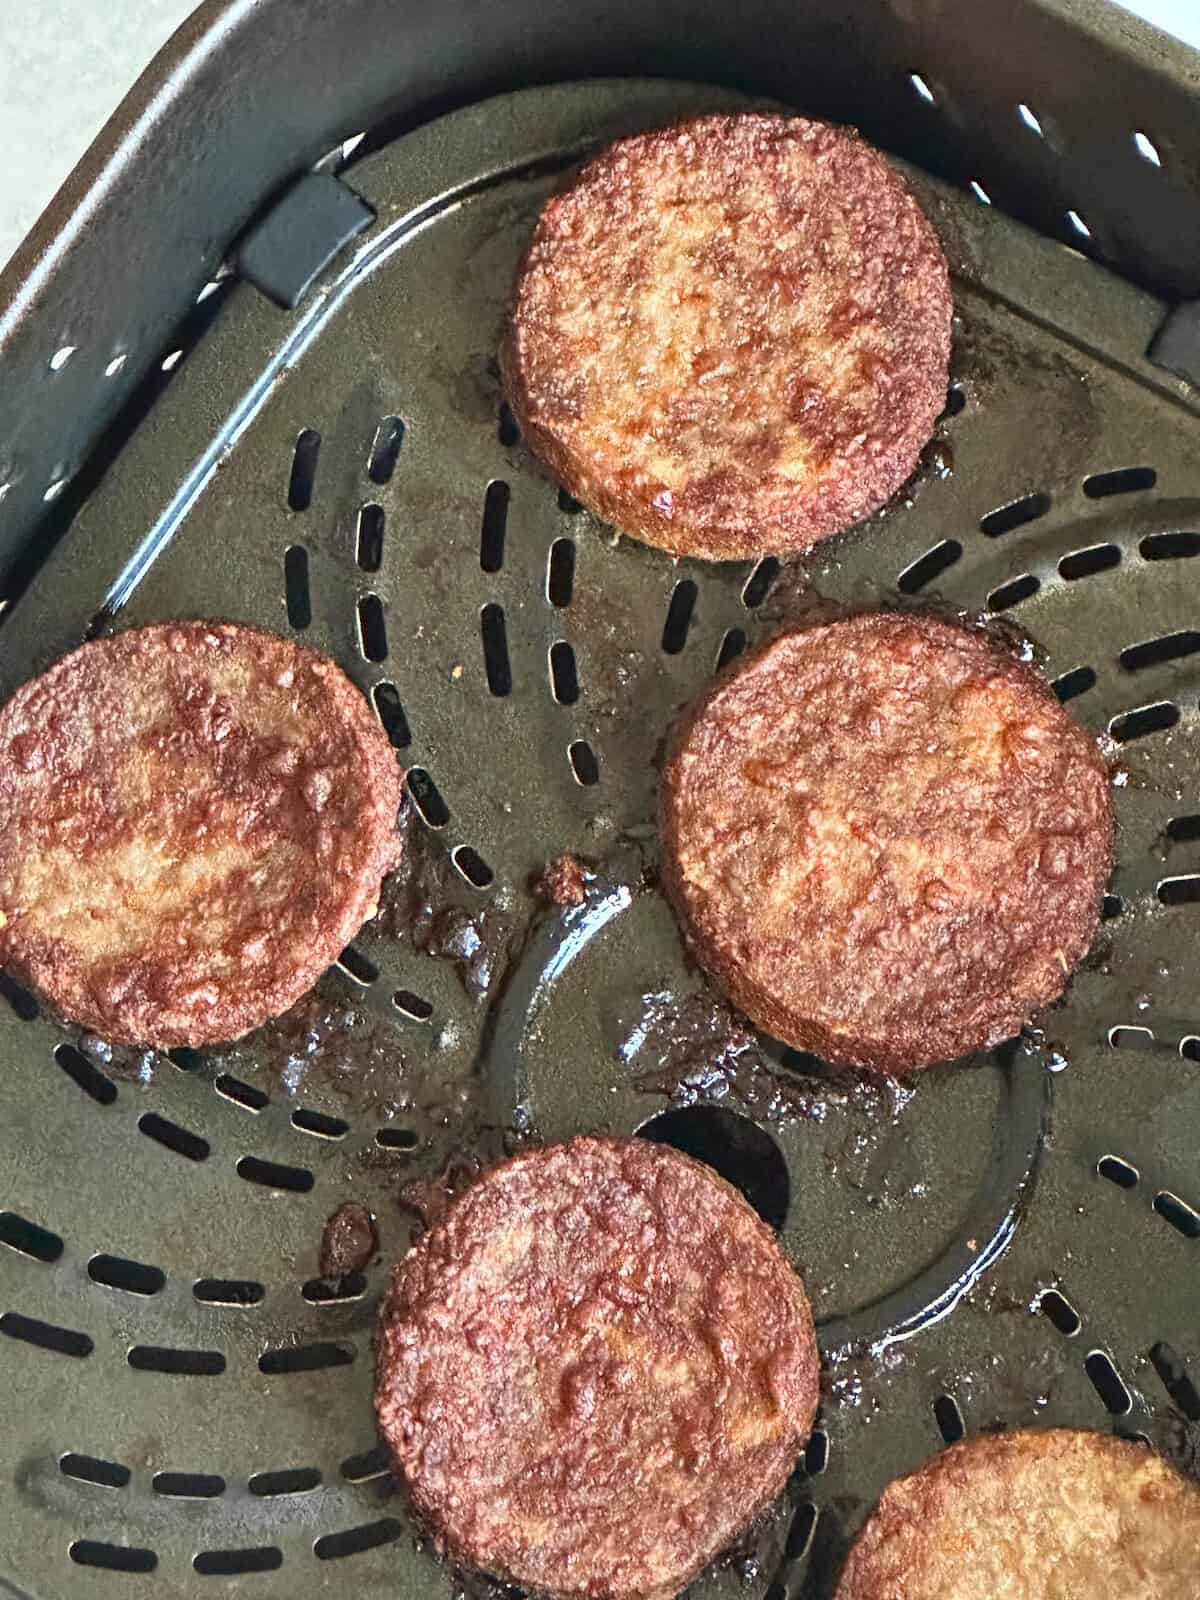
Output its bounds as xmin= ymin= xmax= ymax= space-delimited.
xmin=660 ymin=612 xmax=1112 ymax=1073
xmin=502 ymin=113 xmax=952 ymax=561
xmin=834 ymin=1429 xmax=1200 ymax=1598
xmin=375 ymin=1136 xmax=819 ymax=1600
xmin=0 ymin=622 xmax=403 ymax=1046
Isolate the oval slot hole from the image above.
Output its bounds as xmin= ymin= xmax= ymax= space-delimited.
xmin=1 ymin=1311 xmax=92 ymax=1358
xmin=742 ymin=557 xmax=780 ymax=608
xmin=194 ymin=1278 xmax=264 ymax=1306
xmin=367 ymin=416 xmax=404 ymax=484
xmin=341 ymin=1443 xmax=390 ymax=1482
xmin=1110 ymin=701 xmax=1179 ymax=742
xmin=392 ymin=991 xmax=433 ymax=1023
xmin=479 ymin=481 xmax=510 ymax=573
xmin=168 ymin=1047 xmax=206 ymax=1072
xmin=215 ymin=1074 xmax=268 ymax=1111
xmin=302 ymin=1273 xmax=367 ymax=1305
xmin=287 ymin=428 xmax=320 ymax=511
xmin=259 ymin=1342 xmax=354 ymax=1375
xmin=1085 ymin=1350 xmax=1132 ymax=1414
xmin=1120 ymin=630 xmax=1200 ymax=672
xmin=1154 ymin=1190 xmax=1200 ymax=1238
xmin=236 ymin=1156 xmax=313 ymax=1193
xmin=497 ymin=403 xmax=520 ymax=447
xmin=315 ymin=1519 xmax=405 ymax=1561
xmin=153 ymin=1472 xmax=224 ymax=1498
xmin=376 ymin=1126 xmax=420 ymax=1149
xmin=547 ymin=538 xmax=575 ymax=607
xmin=898 ymin=538 xmax=962 ymax=594
xmin=550 ymin=640 xmax=579 ymax=705
xmin=1108 ymin=1025 xmax=1155 ymax=1051
xmin=1097 ymin=1154 xmax=1139 ymax=1188
xmin=1157 ymin=875 xmax=1200 ymax=905
xmin=805 ymin=1430 xmax=829 ymax=1476
xmin=987 ymin=574 xmax=1039 ymax=612
xmin=662 ymin=579 xmax=698 ymax=654
xmin=717 ymin=627 xmax=747 ymax=670
xmin=356 ymin=504 xmax=384 ymax=573
xmin=61 ymin=1453 xmax=130 ymax=1489
xmin=558 ymin=487 xmax=582 ymax=514
xmin=481 ymin=603 xmax=512 ymax=696
xmin=284 ymin=545 xmax=311 ymax=629
xmin=0 ymin=1211 xmax=63 ymax=1262
xmin=194 ymin=1547 xmax=282 ymax=1576
xmin=338 ymin=945 xmax=378 ymax=985
xmin=1102 ymin=893 xmax=1124 ymax=920
xmin=71 ymin=1541 xmax=156 ymax=1573
xmin=406 ymin=767 xmax=449 ymax=827
xmin=128 ymin=1346 xmax=224 ymax=1376
xmin=452 ymin=845 xmax=494 ymax=888
xmin=55 ymin=1042 xmax=116 ymax=1106
xmin=785 ymin=1502 xmax=818 ymax=1561
xmin=292 ymin=1108 xmax=349 ymax=1139
xmin=1084 ymin=466 xmax=1156 ymax=498
xmin=1150 ymin=1342 xmax=1200 ymax=1420
xmin=138 ymin=1112 xmax=209 ymax=1162
xmin=1141 ymin=531 xmax=1200 ymax=561
xmin=1059 ymin=544 xmax=1120 ymax=580
xmin=249 ymin=1467 xmax=321 ymax=1497
xmin=568 ymin=739 xmax=600 ymax=787
xmin=89 ymin=1254 xmax=165 ymax=1296
xmin=980 ymin=491 xmax=1051 ymax=537
xmin=933 ymin=1393 xmax=965 ymax=1443
xmin=1039 ymin=1288 xmax=1081 ymax=1335
xmin=372 ymin=681 xmax=411 ymax=748
xmin=1053 ymin=666 xmax=1096 ymax=702
xmin=1167 ymin=814 xmax=1200 ymax=842
xmin=0 ymin=972 xmax=38 ymax=1019
xmin=358 ymin=594 xmax=388 ymax=662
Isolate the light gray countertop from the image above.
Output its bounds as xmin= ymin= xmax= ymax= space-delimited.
xmin=0 ymin=0 xmax=1196 ymax=273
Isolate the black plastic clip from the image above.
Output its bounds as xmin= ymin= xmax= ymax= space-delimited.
xmin=1147 ymin=301 xmax=1200 ymax=391
xmin=236 ymin=172 xmax=374 ymax=310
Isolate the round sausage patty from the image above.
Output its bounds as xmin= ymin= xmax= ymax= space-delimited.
xmin=375 ymin=1136 xmax=819 ymax=1600
xmin=660 ymin=612 xmax=1112 ymax=1073
xmin=0 ymin=621 xmax=403 ymax=1046
xmin=835 ymin=1429 xmax=1200 ymax=1599
xmin=502 ymin=113 xmax=952 ymax=561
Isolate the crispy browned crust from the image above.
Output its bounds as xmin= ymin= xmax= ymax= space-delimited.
xmin=375 ymin=1136 xmax=819 ymax=1600
xmin=834 ymin=1429 xmax=1200 ymax=1598
xmin=502 ymin=113 xmax=952 ymax=562
xmin=659 ymin=612 xmax=1113 ymax=1074
xmin=0 ymin=621 xmax=404 ymax=1046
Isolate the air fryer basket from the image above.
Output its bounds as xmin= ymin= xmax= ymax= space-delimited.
xmin=2 ymin=6 xmax=1200 ymax=1600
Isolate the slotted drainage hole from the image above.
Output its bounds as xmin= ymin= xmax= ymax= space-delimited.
xmin=89 ymin=1254 xmax=165 ymax=1296
xmin=637 ymin=1106 xmax=788 ymax=1230
xmin=71 ymin=1541 xmax=157 ymax=1573
xmin=1038 ymin=1288 xmax=1081 ymax=1336
xmin=406 ymin=767 xmax=450 ymax=827
xmin=287 ymin=428 xmax=320 ymax=511
xmin=0 ymin=1210 xmax=63 ymax=1262
xmin=1085 ymin=1349 xmax=1132 ymax=1415
xmin=1153 ymin=1190 xmax=1200 ymax=1238
xmin=194 ymin=1546 xmax=282 ymax=1576
xmin=372 ymin=680 xmax=411 ymax=748
xmin=154 ymin=1471 xmax=224 ymax=1499
xmin=933 ymin=1393 xmax=965 ymax=1443
xmin=367 ymin=415 xmax=404 ymax=484
xmin=314 ymin=1518 xmax=405 ymax=1561
xmin=785 ymin=1501 xmax=818 ymax=1562
xmin=60 ymin=1453 xmax=130 ymax=1489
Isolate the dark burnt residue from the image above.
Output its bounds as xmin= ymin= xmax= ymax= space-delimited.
xmin=319 ymin=1201 xmax=379 ymax=1280
xmin=212 ymin=973 xmax=476 ymax=1133
xmin=614 ymin=986 xmax=834 ymax=1124
xmin=377 ymin=803 xmax=518 ymax=1002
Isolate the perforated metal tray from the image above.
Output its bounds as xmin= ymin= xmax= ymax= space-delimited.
xmin=2 ymin=69 xmax=1200 ymax=1600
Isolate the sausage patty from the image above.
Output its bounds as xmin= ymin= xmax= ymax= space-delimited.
xmin=375 ymin=1136 xmax=819 ymax=1600
xmin=659 ymin=612 xmax=1112 ymax=1073
xmin=0 ymin=621 xmax=403 ymax=1046
xmin=502 ymin=113 xmax=952 ymax=561
xmin=834 ymin=1429 xmax=1200 ymax=1598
